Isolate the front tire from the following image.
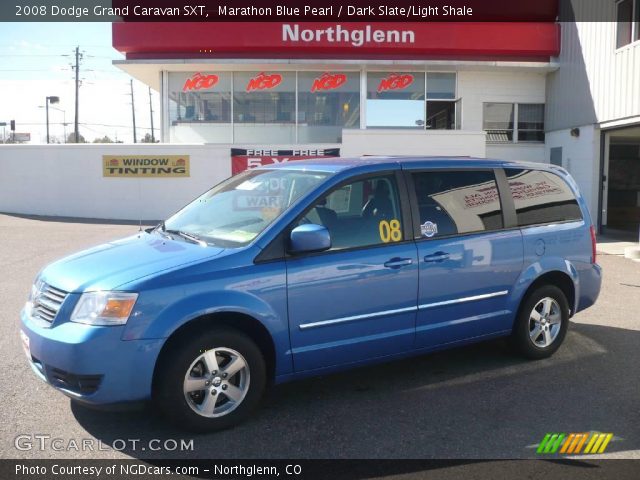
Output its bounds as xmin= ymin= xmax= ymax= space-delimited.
xmin=154 ymin=327 xmax=266 ymax=432
xmin=511 ymin=285 xmax=570 ymax=360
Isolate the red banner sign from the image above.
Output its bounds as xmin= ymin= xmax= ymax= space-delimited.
xmin=311 ymin=73 xmax=347 ymax=92
xmin=377 ymin=73 xmax=414 ymax=93
xmin=246 ymin=72 xmax=283 ymax=92
xmin=114 ymin=23 xmax=561 ymax=61
xmin=231 ymin=148 xmax=340 ymax=175
xmin=182 ymin=72 xmax=219 ymax=91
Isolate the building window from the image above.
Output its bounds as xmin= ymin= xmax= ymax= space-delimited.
xmin=517 ymin=104 xmax=545 ymax=142
xmin=426 ymin=73 xmax=459 ymax=130
xmin=366 ymin=72 xmax=426 ymax=128
xmin=617 ymin=0 xmax=640 ymax=48
xmin=233 ymin=72 xmax=296 ymax=143
xmin=167 ymin=70 xmax=464 ymax=143
xmin=297 ymin=72 xmax=360 ymax=143
xmin=483 ymin=103 xmax=514 ymax=143
xmin=483 ymin=103 xmax=545 ymax=143
xmin=366 ymin=72 xmax=459 ymax=130
xmin=168 ymin=72 xmax=232 ymax=143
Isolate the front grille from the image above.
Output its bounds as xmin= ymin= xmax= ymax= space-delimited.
xmin=47 ymin=366 xmax=103 ymax=395
xmin=33 ymin=283 xmax=68 ymax=324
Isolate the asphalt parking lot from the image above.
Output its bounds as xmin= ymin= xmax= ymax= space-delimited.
xmin=1 ymin=213 xmax=639 ymax=460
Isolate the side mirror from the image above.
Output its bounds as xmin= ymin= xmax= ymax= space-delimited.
xmin=289 ymin=224 xmax=331 ymax=254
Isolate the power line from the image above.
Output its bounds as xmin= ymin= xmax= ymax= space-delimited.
xmin=0 ymin=44 xmax=120 ymax=48
xmin=12 ymin=122 xmax=154 ymax=130
xmin=0 ymin=54 xmax=71 ymax=58
xmin=0 ymin=69 xmax=67 ymax=72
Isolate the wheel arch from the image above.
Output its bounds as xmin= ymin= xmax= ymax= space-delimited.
xmin=152 ymin=311 xmax=277 ymax=394
xmin=514 ymin=270 xmax=577 ymax=333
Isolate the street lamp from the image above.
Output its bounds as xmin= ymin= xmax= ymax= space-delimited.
xmin=39 ymin=104 xmax=66 ymax=143
xmin=45 ymin=96 xmax=60 ymax=144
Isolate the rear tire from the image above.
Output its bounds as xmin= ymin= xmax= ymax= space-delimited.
xmin=154 ymin=326 xmax=266 ymax=432
xmin=511 ymin=285 xmax=570 ymax=359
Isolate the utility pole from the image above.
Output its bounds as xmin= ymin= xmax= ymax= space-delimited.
xmin=73 ymin=46 xmax=82 ymax=143
xmin=148 ymin=87 xmax=155 ymax=143
xmin=130 ymin=79 xmax=137 ymax=143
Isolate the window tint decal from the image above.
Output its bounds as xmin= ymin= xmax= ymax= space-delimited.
xmin=421 ymin=221 xmax=438 ymax=238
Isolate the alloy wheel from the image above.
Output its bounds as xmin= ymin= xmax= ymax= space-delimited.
xmin=528 ymin=297 xmax=562 ymax=348
xmin=183 ymin=347 xmax=250 ymax=418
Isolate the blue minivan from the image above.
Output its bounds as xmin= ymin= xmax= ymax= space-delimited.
xmin=20 ymin=157 xmax=602 ymax=431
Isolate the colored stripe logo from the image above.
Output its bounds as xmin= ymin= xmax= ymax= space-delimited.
xmin=537 ymin=433 xmax=613 ymax=454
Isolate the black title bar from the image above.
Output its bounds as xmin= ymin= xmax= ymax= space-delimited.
xmin=0 ymin=0 xmax=626 ymax=22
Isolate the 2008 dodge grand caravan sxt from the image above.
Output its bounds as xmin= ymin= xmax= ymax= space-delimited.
xmin=20 ymin=157 xmax=602 ymax=431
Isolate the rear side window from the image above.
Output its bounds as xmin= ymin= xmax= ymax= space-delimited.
xmin=505 ymin=168 xmax=582 ymax=227
xmin=412 ymin=170 xmax=503 ymax=239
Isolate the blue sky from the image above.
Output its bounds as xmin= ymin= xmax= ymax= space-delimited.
xmin=0 ymin=22 xmax=159 ymax=143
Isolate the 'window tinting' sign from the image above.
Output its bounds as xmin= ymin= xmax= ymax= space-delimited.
xmin=103 ymin=155 xmax=190 ymax=177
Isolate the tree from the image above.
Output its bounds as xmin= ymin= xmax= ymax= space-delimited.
xmin=66 ymin=132 xmax=86 ymax=143
xmin=140 ymin=132 xmax=158 ymax=143
xmin=92 ymin=135 xmax=114 ymax=143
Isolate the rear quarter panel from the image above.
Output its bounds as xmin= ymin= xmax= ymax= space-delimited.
xmin=508 ymin=167 xmax=601 ymax=317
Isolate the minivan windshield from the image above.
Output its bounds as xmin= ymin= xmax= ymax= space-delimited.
xmin=162 ymin=169 xmax=329 ymax=247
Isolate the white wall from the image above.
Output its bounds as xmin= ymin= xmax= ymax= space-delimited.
xmin=546 ymin=10 xmax=640 ymax=130
xmin=341 ymin=129 xmax=486 ymax=157
xmin=0 ymin=144 xmax=232 ymax=221
xmin=459 ymin=70 xmax=547 ymax=164
xmin=458 ymin=70 xmax=547 ymax=131
xmin=486 ymin=144 xmax=546 ymax=163
xmin=545 ymin=125 xmax=601 ymax=220
xmin=0 ymin=142 xmax=348 ymax=221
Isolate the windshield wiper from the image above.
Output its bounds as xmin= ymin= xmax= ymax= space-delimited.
xmin=165 ymin=229 xmax=208 ymax=247
xmin=153 ymin=221 xmax=172 ymax=240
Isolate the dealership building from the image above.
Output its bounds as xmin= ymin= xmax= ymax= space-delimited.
xmin=112 ymin=0 xmax=640 ymax=234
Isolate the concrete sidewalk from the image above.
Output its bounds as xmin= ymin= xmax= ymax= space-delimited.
xmin=597 ymin=235 xmax=640 ymax=260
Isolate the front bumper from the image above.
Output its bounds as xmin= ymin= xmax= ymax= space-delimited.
xmin=20 ymin=308 xmax=165 ymax=405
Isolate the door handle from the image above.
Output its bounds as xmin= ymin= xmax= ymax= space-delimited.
xmin=424 ymin=252 xmax=450 ymax=263
xmin=384 ymin=257 xmax=414 ymax=269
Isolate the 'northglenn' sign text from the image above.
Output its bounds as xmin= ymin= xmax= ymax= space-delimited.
xmin=282 ymin=24 xmax=415 ymax=47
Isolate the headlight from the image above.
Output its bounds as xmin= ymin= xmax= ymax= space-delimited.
xmin=25 ymin=277 xmax=44 ymax=317
xmin=70 ymin=292 xmax=138 ymax=326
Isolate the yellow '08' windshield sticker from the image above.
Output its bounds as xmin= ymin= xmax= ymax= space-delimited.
xmin=379 ymin=219 xmax=402 ymax=243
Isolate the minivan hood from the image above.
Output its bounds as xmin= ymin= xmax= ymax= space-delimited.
xmin=40 ymin=232 xmax=225 ymax=293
